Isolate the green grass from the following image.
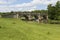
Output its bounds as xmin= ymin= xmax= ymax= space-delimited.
xmin=0 ymin=18 xmax=60 ymax=40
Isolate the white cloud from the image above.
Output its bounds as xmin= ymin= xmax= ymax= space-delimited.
xmin=0 ymin=1 xmax=7 ymax=4
xmin=0 ymin=0 xmax=17 ymax=4
xmin=0 ymin=0 xmax=60 ymax=12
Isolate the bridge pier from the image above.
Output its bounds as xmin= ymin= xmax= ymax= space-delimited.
xmin=37 ymin=15 xmax=44 ymax=23
xmin=13 ymin=12 xmax=19 ymax=19
xmin=28 ymin=15 xmax=32 ymax=21
xmin=43 ymin=15 xmax=48 ymax=23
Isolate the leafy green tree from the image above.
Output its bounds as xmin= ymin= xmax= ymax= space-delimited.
xmin=55 ymin=1 xmax=60 ymax=20
xmin=48 ymin=1 xmax=60 ymax=20
xmin=48 ymin=4 xmax=55 ymax=20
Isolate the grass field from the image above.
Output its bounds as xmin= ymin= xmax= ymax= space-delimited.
xmin=0 ymin=18 xmax=60 ymax=40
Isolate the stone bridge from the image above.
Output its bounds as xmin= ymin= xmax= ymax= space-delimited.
xmin=0 ymin=12 xmax=48 ymax=23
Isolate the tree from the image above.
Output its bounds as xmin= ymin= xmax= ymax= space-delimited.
xmin=48 ymin=1 xmax=60 ymax=20
xmin=48 ymin=4 xmax=56 ymax=20
xmin=55 ymin=1 xmax=60 ymax=20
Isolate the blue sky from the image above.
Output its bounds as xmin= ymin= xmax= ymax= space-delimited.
xmin=0 ymin=0 xmax=59 ymax=12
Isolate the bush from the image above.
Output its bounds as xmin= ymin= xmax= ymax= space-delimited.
xmin=49 ymin=20 xmax=60 ymax=24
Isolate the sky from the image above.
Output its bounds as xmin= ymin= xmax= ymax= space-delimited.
xmin=0 ymin=0 xmax=59 ymax=12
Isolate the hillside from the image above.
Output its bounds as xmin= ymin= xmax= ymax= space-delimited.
xmin=0 ymin=18 xmax=60 ymax=40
